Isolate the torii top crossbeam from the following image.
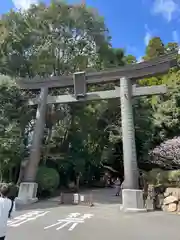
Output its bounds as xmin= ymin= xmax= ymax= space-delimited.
xmin=16 ymin=52 xmax=177 ymax=90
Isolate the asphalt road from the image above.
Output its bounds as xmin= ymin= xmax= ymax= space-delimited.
xmin=6 ymin=202 xmax=180 ymax=240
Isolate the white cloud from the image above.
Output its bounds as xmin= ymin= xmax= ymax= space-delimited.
xmin=144 ymin=24 xmax=152 ymax=46
xmin=152 ymin=0 xmax=179 ymax=22
xmin=12 ymin=0 xmax=38 ymax=10
xmin=144 ymin=32 xmax=152 ymax=46
xmin=172 ymin=30 xmax=179 ymax=42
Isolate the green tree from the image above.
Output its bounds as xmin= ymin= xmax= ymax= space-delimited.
xmin=0 ymin=1 xmax=111 ymax=182
xmin=1 ymin=0 xmax=180 ymax=187
xmin=124 ymin=54 xmax=137 ymax=64
xmin=165 ymin=42 xmax=179 ymax=53
xmin=145 ymin=37 xmax=165 ymax=60
xmin=152 ymin=70 xmax=180 ymax=142
xmin=97 ymin=46 xmax=125 ymax=69
xmin=0 ymin=76 xmax=30 ymax=182
xmin=0 ymin=1 xmax=110 ymax=77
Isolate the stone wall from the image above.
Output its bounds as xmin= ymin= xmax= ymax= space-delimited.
xmin=162 ymin=188 xmax=180 ymax=213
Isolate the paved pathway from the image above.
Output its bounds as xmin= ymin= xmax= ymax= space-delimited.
xmin=6 ymin=188 xmax=180 ymax=240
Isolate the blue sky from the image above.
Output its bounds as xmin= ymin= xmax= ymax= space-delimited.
xmin=2 ymin=0 xmax=180 ymax=59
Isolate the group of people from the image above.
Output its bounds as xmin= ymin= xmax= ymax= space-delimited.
xmin=0 ymin=184 xmax=15 ymax=240
xmin=113 ymin=172 xmax=146 ymax=197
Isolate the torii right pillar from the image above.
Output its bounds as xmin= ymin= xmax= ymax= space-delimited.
xmin=120 ymin=77 xmax=145 ymax=212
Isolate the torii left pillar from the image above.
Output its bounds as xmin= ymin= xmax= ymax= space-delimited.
xmin=16 ymin=87 xmax=48 ymax=205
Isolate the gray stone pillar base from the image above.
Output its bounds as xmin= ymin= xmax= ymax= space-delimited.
xmin=15 ymin=182 xmax=38 ymax=205
xmin=120 ymin=189 xmax=146 ymax=212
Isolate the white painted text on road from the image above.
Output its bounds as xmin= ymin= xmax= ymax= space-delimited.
xmin=8 ymin=210 xmax=50 ymax=227
xmin=44 ymin=213 xmax=94 ymax=231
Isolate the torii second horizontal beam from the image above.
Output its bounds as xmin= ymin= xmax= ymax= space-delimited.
xmin=28 ymin=85 xmax=167 ymax=105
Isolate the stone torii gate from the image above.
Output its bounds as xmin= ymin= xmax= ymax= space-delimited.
xmin=16 ymin=52 xmax=177 ymax=211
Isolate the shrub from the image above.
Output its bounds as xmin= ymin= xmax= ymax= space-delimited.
xmin=146 ymin=169 xmax=169 ymax=185
xmin=168 ymin=170 xmax=180 ymax=184
xmin=145 ymin=169 xmax=180 ymax=188
xmin=36 ymin=167 xmax=60 ymax=196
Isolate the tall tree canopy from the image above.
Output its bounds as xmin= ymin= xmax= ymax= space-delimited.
xmin=0 ymin=1 xmax=111 ymax=77
xmin=145 ymin=37 xmax=165 ymax=60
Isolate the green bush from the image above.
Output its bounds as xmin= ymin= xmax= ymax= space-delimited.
xmin=168 ymin=170 xmax=180 ymax=184
xmin=36 ymin=167 xmax=60 ymax=196
xmin=146 ymin=169 xmax=180 ymax=188
xmin=146 ymin=169 xmax=169 ymax=185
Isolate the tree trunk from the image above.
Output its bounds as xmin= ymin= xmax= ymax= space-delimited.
xmin=43 ymin=127 xmax=53 ymax=165
xmin=76 ymin=175 xmax=80 ymax=192
xmin=8 ymin=168 xmax=12 ymax=182
xmin=16 ymin=159 xmax=28 ymax=185
xmin=17 ymin=166 xmax=24 ymax=185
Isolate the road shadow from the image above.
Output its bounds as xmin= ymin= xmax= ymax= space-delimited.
xmin=16 ymin=187 xmax=122 ymax=211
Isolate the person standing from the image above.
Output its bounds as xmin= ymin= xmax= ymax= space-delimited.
xmin=114 ymin=177 xmax=121 ymax=196
xmin=0 ymin=184 xmax=15 ymax=240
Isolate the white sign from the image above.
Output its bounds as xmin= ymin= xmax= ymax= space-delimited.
xmin=44 ymin=213 xmax=94 ymax=232
xmin=8 ymin=210 xmax=50 ymax=227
